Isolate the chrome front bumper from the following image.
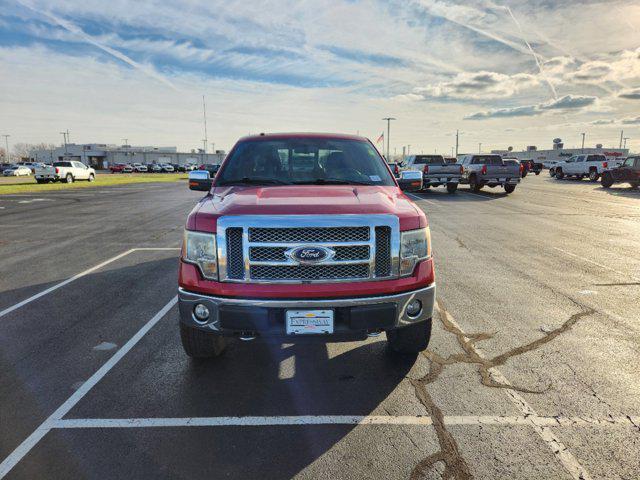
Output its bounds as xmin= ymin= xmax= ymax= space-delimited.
xmin=178 ymin=285 xmax=435 ymax=337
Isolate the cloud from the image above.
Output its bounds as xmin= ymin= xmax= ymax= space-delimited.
xmin=622 ymin=116 xmax=640 ymax=125
xmin=465 ymin=94 xmax=598 ymax=120
xmin=407 ymin=70 xmax=539 ymax=100
xmin=619 ymin=88 xmax=640 ymax=100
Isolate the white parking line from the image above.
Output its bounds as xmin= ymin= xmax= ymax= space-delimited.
xmin=0 ymin=247 xmax=180 ymax=319
xmin=0 ymin=296 xmax=178 ymax=479
xmin=553 ymin=247 xmax=640 ymax=282
xmin=435 ymin=304 xmax=593 ymax=480
xmin=49 ymin=414 xmax=638 ymax=429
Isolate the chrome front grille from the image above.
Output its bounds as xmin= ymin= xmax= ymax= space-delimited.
xmin=217 ymin=215 xmax=400 ymax=283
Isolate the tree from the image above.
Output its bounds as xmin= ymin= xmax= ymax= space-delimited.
xmin=12 ymin=142 xmax=57 ymax=160
xmin=0 ymin=147 xmax=6 ymax=162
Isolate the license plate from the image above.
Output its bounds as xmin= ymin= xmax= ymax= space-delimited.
xmin=440 ymin=178 xmax=447 ymax=182
xmin=508 ymin=178 xmax=519 ymax=183
xmin=286 ymin=310 xmax=334 ymax=335
xmin=499 ymin=177 xmax=506 ymax=182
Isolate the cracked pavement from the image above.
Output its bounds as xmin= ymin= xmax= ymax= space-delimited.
xmin=1 ymin=176 xmax=639 ymax=479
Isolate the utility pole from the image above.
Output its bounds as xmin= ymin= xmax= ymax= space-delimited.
xmin=122 ymin=138 xmax=128 ymax=146
xmin=478 ymin=142 xmax=482 ymax=153
xmin=581 ymin=133 xmax=585 ymax=152
xmin=619 ymin=130 xmax=624 ymax=149
xmin=455 ymin=130 xmax=459 ymax=157
xmin=407 ymin=144 xmax=411 ymax=155
xmin=202 ymin=95 xmax=208 ymax=154
xmin=623 ymin=137 xmax=629 ymax=149
xmin=451 ymin=146 xmax=454 ymax=157
xmin=382 ymin=117 xmax=396 ymax=160
xmin=1 ymin=134 xmax=9 ymax=162
xmin=211 ymin=143 xmax=215 ymax=153
xmin=60 ymin=131 xmax=68 ymax=154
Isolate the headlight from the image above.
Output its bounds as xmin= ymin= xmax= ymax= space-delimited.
xmin=183 ymin=230 xmax=218 ymax=280
xmin=400 ymin=227 xmax=431 ymax=276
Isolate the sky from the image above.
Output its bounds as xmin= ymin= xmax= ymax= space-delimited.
xmin=1 ymin=0 xmax=640 ymax=155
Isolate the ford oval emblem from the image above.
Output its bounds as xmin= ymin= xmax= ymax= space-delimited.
xmin=287 ymin=246 xmax=334 ymax=264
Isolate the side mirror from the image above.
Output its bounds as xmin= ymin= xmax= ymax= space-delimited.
xmin=188 ymin=170 xmax=213 ymax=191
xmin=398 ymin=170 xmax=423 ymax=192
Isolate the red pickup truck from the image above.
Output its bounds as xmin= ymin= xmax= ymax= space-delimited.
xmin=179 ymin=133 xmax=434 ymax=358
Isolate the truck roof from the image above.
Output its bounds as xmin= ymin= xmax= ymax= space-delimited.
xmin=237 ymin=132 xmax=369 ymax=142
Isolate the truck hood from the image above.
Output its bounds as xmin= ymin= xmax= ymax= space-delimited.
xmin=189 ymin=185 xmax=427 ymax=232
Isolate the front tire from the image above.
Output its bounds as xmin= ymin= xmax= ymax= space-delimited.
xmin=535 ymin=171 xmax=541 ymax=175
xmin=387 ymin=319 xmax=432 ymax=354
xmin=504 ymin=184 xmax=516 ymax=194
xmin=88 ymin=174 xmax=95 ymax=182
xmin=588 ymin=170 xmax=599 ymax=182
xmin=180 ymin=323 xmax=226 ymax=358
xmin=549 ymin=168 xmax=556 ymax=178
xmin=601 ymin=172 xmax=614 ymax=188
xmin=555 ymin=169 xmax=564 ymax=180
xmin=446 ymin=183 xmax=458 ymax=194
xmin=469 ymin=175 xmax=483 ymax=192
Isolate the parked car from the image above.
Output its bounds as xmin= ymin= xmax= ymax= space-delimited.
xmin=0 ymin=162 xmax=15 ymax=173
xmin=198 ymin=164 xmax=220 ymax=177
xmin=18 ymin=162 xmax=45 ymax=173
xmin=170 ymin=163 xmax=185 ymax=172
xmin=185 ymin=164 xmax=198 ymax=171
xmin=160 ymin=163 xmax=175 ymax=173
xmin=458 ymin=154 xmax=521 ymax=193
xmin=132 ymin=163 xmax=148 ymax=173
xmin=147 ymin=163 xmax=162 ymax=173
xmin=110 ymin=163 xmax=132 ymax=173
xmin=600 ymin=156 xmax=640 ymax=189
xmin=3 ymin=165 xmax=32 ymax=177
xmin=387 ymin=162 xmax=401 ymax=178
xmin=34 ymin=161 xmax=95 ymax=183
xmin=179 ymin=133 xmax=433 ymax=358
xmin=403 ymin=154 xmax=463 ymax=193
xmin=551 ymin=154 xmax=621 ymax=181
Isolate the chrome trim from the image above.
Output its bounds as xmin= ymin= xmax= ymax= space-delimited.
xmin=178 ymin=284 xmax=435 ymax=330
xmin=217 ymin=215 xmax=400 ymax=284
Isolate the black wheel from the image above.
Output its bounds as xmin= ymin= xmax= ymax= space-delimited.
xmin=180 ymin=323 xmax=226 ymax=358
xmin=631 ymin=182 xmax=639 ymax=189
xmin=88 ymin=173 xmax=95 ymax=182
xmin=504 ymin=184 xmax=516 ymax=194
xmin=549 ymin=168 xmax=556 ymax=178
xmin=36 ymin=179 xmax=45 ymax=184
xmin=387 ymin=319 xmax=432 ymax=354
xmin=522 ymin=170 xmax=528 ymax=178
xmin=446 ymin=183 xmax=458 ymax=194
xmin=469 ymin=175 xmax=483 ymax=192
xmin=423 ymin=184 xmax=431 ymax=189
xmin=65 ymin=174 xmax=74 ymax=184
xmin=535 ymin=171 xmax=540 ymax=175
xmin=600 ymin=172 xmax=614 ymax=188
xmin=555 ymin=169 xmax=564 ymax=180
xmin=588 ymin=170 xmax=599 ymax=182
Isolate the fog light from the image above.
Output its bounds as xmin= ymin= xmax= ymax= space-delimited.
xmin=406 ymin=299 xmax=422 ymax=318
xmin=193 ymin=303 xmax=210 ymax=323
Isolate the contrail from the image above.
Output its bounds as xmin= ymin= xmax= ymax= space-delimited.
xmin=501 ymin=5 xmax=557 ymax=99
xmin=15 ymin=0 xmax=178 ymax=91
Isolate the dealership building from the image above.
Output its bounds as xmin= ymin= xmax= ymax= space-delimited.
xmin=491 ymin=139 xmax=628 ymax=165
xmin=27 ymin=143 xmax=225 ymax=169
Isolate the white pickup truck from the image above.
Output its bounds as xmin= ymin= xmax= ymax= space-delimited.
xmin=551 ymin=154 xmax=622 ymax=182
xmin=34 ymin=161 xmax=96 ymax=184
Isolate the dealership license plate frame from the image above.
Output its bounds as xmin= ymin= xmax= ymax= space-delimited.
xmin=285 ymin=309 xmax=334 ymax=335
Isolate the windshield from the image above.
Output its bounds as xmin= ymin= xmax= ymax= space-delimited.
xmin=216 ymin=138 xmax=395 ymax=186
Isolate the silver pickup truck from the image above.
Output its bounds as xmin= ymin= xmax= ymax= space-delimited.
xmin=402 ymin=155 xmax=463 ymax=193
xmin=458 ymin=154 xmax=520 ymax=193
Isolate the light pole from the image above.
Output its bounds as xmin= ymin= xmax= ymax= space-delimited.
xmin=60 ymin=131 xmax=68 ymax=154
xmin=407 ymin=144 xmax=411 ymax=155
xmin=455 ymin=130 xmax=459 ymax=157
xmin=478 ymin=142 xmax=482 ymax=153
xmin=1 ymin=134 xmax=9 ymax=162
xmin=581 ymin=133 xmax=585 ymax=152
xmin=122 ymin=138 xmax=128 ymax=146
xmin=451 ymin=146 xmax=454 ymax=157
xmin=623 ymin=137 xmax=629 ymax=149
xmin=382 ymin=117 xmax=396 ymax=160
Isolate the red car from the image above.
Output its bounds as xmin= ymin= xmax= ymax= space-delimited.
xmin=178 ymin=133 xmax=435 ymax=358
xmin=109 ymin=163 xmax=132 ymax=173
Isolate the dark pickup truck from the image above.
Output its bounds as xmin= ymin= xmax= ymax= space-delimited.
xmin=601 ymin=156 xmax=640 ymax=189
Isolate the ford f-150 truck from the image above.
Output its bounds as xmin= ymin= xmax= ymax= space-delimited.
xmin=34 ymin=161 xmax=96 ymax=183
xmin=179 ymin=133 xmax=435 ymax=358
xmin=402 ymin=154 xmax=463 ymax=193
xmin=458 ymin=154 xmax=521 ymax=193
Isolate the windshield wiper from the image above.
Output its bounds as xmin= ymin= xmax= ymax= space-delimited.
xmin=217 ymin=177 xmax=292 ymax=186
xmin=293 ymin=178 xmax=373 ymax=186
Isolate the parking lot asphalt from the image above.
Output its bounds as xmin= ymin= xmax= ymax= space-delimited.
xmin=1 ymin=176 xmax=639 ymax=479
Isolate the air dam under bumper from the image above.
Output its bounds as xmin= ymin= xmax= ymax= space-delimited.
xmin=178 ymin=285 xmax=435 ymax=341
